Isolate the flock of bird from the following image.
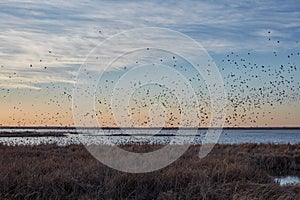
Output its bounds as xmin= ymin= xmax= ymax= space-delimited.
xmin=1 ymin=30 xmax=299 ymax=128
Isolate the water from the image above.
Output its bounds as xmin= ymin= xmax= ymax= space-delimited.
xmin=0 ymin=128 xmax=299 ymax=146
xmin=275 ymin=176 xmax=300 ymax=186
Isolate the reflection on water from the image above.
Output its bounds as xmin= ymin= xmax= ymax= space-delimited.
xmin=0 ymin=128 xmax=300 ymax=146
xmin=275 ymin=176 xmax=300 ymax=186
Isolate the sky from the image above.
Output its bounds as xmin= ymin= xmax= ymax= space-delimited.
xmin=0 ymin=0 xmax=299 ymax=127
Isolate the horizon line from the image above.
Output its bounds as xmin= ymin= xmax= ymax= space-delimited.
xmin=0 ymin=126 xmax=300 ymax=130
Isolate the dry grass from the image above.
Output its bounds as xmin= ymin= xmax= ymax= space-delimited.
xmin=0 ymin=143 xmax=300 ymax=199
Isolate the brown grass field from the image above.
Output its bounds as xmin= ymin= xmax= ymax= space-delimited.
xmin=0 ymin=143 xmax=300 ymax=199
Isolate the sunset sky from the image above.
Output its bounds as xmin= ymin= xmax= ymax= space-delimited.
xmin=0 ymin=0 xmax=299 ymax=127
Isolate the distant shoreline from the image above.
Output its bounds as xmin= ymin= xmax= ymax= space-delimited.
xmin=0 ymin=126 xmax=300 ymax=130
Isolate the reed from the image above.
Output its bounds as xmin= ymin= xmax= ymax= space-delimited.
xmin=0 ymin=143 xmax=299 ymax=199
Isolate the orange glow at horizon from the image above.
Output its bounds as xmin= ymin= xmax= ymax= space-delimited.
xmin=1 ymin=99 xmax=299 ymax=127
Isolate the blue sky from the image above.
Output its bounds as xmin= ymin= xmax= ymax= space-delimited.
xmin=0 ymin=0 xmax=299 ymax=126
xmin=0 ymin=0 xmax=299 ymax=77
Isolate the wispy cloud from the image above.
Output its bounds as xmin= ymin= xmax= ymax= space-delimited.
xmin=0 ymin=83 xmax=41 ymax=90
xmin=0 ymin=0 xmax=299 ymax=88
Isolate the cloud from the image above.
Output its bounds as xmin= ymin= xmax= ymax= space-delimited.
xmin=0 ymin=83 xmax=41 ymax=90
xmin=0 ymin=0 xmax=299 ymax=88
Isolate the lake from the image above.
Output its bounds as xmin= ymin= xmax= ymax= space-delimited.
xmin=0 ymin=128 xmax=299 ymax=146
